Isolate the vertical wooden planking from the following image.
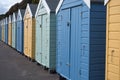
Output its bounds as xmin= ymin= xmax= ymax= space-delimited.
xmin=28 ymin=18 xmax=32 ymax=58
xmin=3 ymin=18 xmax=6 ymax=42
xmin=24 ymin=14 xmax=29 ymax=57
xmin=35 ymin=15 xmax=42 ymax=64
xmin=12 ymin=20 xmax=16 ymax=48
xmin=8 ymin=23 xmax=12 ymax=46
xmin=5 ymin=18 xmax=8 ymax=44
xmin=12 ymin=13 xmax=15 ymax=48
xmin=41 ymin=14 xmax=48 ymax=66
xmin=57 ymin=8 xmax=71 ymax=79
xmin=70 ymin=6 xmax=83 ymax=80
xmin=16 ymin=11 xmax=24 ymax=53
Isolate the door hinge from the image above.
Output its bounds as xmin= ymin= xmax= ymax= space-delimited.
xmin=79 ymin=69 xmax=81 ymax=75
xmin=60 ymin=15 xmax=62 ymax=21
xmin=60 ymin=62 xmax=62 ymax=66
xmin=111 ymin=50 xmax=115 ymax=62
xmin=80 ymin=12 xmax=83 ymax=17
xmin=66 ymin=63 xmax=70 ymax=66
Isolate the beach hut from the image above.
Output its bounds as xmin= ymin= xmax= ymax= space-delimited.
xmin=24 ymin=4 xmax=38 ymax=60
xmin=5 ymin=17 xmax=8 ymax=44
xmin=8 ymin=15 xmax=12 ymax=46
xmin=105 ymin=0 xmax=120 ymax=80
xmin=12 ymin=12 xmax=17 ymax=48
xmin=56 ymin=0 xmax=106 ymax=80
xmin=16 ymin=9 xmax=25 ymax=53
xmin=1 ymin=19 xmax=5 ymax=42
xmin=35 ymin=0 xmax=60 ymax=72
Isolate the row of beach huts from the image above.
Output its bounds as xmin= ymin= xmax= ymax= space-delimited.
xmin=0 ymin=0 xmax=119 ymax=80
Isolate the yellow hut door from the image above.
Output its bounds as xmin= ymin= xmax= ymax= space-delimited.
xmin=8 ymin=23 xmax=12 ymax=45
xmin=28 ymin=18 xmax=32 ymax=58
xmin=24 ymin=19 xmax=28 ymax=57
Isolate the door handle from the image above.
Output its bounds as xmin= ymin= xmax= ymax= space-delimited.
xmin=82 ymin=45 xmax=85 ymax=56
xmin=40 ymin=24 xmax=42 ymax=28
xmin=67 ymin=22 xmax=70 ymax=27
xmin=111 ymin=50 xmax=115 ymax=62
xmin=111 ymin=50 xmax=115 ymax=54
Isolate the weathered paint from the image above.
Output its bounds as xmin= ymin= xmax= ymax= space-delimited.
xmin=56 ymin=0 xmax=106 ymax=80
xmin=8 ymin=15 xmax=12 ymax=46
xmin=16 ymin=9 xmax=25 ymax=53
xmin=106 ymin=0 xmax=120 ymax=80
xmin=35 ymin=0 xmax=59 ymax=71
xmin=24 ymin=4 xmax=37 ymax=59
xmin=12 ymin=12 xmax=17 ymax=48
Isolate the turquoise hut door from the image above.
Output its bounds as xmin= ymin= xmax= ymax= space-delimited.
xmin=41 ymin=14 xmax=47 ymax=66
xmin=12 ymin=22 xmax=16 ymax=48
xmin=36 ymin=14 xmax=48 ymax=66
xmin=36 ymin=15 xmax=42 ymax=64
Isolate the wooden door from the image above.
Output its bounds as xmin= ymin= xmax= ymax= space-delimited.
xmin=24 ymin=19 xmax=28 ymax=56
xmin=35 ymin=16 xmax=42 ymax=64
xmin=28 ymin=18 xmax=32 ymax=58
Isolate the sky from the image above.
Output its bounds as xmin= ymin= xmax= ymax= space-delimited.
xmin=0 ymin=0 xmax=22 ymax=15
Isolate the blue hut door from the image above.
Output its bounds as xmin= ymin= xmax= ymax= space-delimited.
xmin=59 ymin=9 xmax=71 ymax=78
xmin=5 ymin=24 xmax=8 ymax=43
xmin=57 ymin=6 xmax=82 ymax=79
xmin=70 ymin=6 xmax=82 ymax=80
xmin=17 ymin=21 xmax=20 ymax=51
